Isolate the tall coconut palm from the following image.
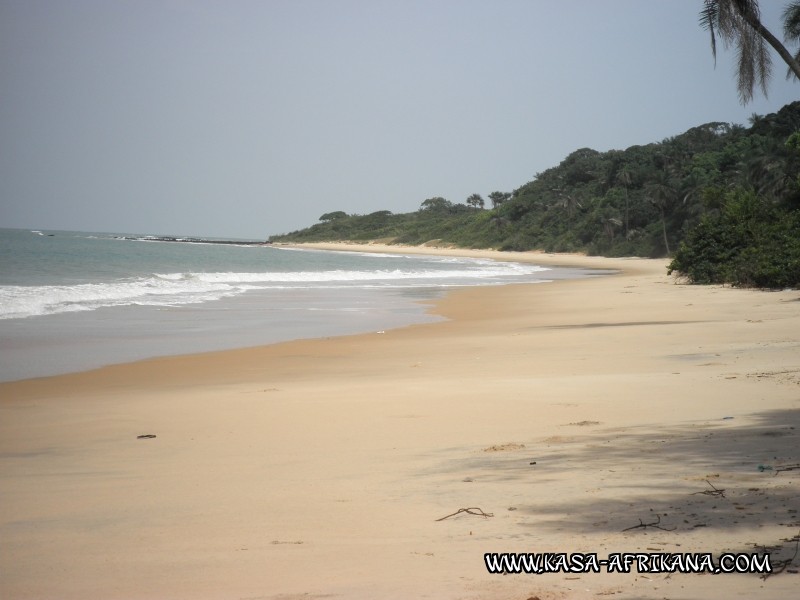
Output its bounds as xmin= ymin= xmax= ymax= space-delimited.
xmin=646 ymin=171 xmax=679 ymax=255
xmin=615 ymin=167 xmax=633 ymax=237
xmin=700 ymin=0 xmax=800 ymax=104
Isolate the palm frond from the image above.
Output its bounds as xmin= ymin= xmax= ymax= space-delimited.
xmin=755 ymin=34 xmax=773 ymax=96
xmin=700 ymin=0 xmax=720 ymax=62
xmin=783 ymin=1 xmax=800 ymax=41
xmin=783 ymin=1 xmax=800 ymax=81
xmin=702 ymin=0 xmax=779 ymax=104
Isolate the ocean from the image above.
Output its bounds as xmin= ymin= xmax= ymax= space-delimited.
xmin=0 ymin=228 xmax=591 ymax=382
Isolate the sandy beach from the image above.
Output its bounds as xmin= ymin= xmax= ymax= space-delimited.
xmin=1 ymin=243 xmax=799 ymax=599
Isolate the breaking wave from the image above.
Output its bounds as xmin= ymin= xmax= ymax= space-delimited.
xmin=0 ymin=261 xmax=550 ymax=320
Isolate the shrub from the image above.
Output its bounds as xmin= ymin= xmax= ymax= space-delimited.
xmin=668 ymin=189 xmax=800 ymax=288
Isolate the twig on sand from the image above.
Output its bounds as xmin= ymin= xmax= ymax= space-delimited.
xmin=436 ymin=507 xmax=494 ymax=521
xmin=762 ymin=531 xmax=800 ymax=579
xmin=622 ymin=514 xmax=676 ymax=532
xmin=692 ymin=479 xmax=726 ymax=498
xmin=774 ymin=463 xmax=800 ymax=476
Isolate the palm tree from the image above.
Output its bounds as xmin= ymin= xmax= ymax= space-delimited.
xmin=600 ymin=214 xmax=623 ymax=243
xmin=466 ymin=193 xmax=485 ymax=209
xmin=553 ymin=191 xmax=582 ymax=219
xmin=646 ymin=172 xmax=678 ymax=255
xmin=700 ymin=0 xmax=800 ymax=104
xmin=615 ymin=167 xmax=633 ymax=237
xmin=488 ymin=191 xmax=511 ymax=209
xmin=738 ymin=137 xmax=792 ymax=199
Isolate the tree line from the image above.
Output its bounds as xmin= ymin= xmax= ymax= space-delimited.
xmin=270 ymin=3 xmax=800 ymax=288
xmin=269 ymin=101 xmax=799 ymax=287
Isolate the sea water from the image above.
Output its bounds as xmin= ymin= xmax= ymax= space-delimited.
xmin=0 ymin=228 xmax=592 ymax=381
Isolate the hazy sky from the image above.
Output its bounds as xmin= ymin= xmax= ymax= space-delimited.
xmin=1 ymin=0 xmax=798 ymax=239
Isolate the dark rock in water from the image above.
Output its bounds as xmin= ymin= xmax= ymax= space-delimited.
xmin=123 ymin=235 xmax=268 ymax=246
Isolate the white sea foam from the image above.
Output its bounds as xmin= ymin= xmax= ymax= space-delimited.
xmin=179 ymin=263 xmax=547 ymax=284
xmin=0 ymin=277 xmax=237 ymax=319
xmin=0 ymin=260 xmax=550 ymax=320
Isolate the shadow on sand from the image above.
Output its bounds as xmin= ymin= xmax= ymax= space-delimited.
xmin=426 ymin=408 xmax=800 ymax=574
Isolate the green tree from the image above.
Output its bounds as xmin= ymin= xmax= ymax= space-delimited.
xmin=785 ymin=131 xmax=800 ymax=187
xmin=669 ymin=189 xmax=800 ymax=287
xmin=419 ymin=197 xmax=452 ymax=213
xmin=319 ymin=211 xmax=348 ymax=222
xmin=488 ymin=191 xmax=511 ymax=208
xmin=466 ymin=193 xmax=485 ymax=209
xmin=700 ymin=0 xmax=800 ymax=104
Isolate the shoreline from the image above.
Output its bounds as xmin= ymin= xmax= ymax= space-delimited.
xmin=0 ymin=243 xmax=610 ymax=384
xmin=0 ymin=244 xmax=633 ymax=393
xmin=1 ymin=245 xmax=799 ymax=599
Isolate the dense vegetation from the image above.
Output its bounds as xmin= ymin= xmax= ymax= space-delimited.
xmin=270 ymin=101 xmax=800 ymax=288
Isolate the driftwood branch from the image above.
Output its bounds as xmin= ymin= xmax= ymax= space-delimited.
xmin=436 ymin=507 xmax=494 ymax=521
xmin=622 ymin=514 xmax=676 ymax=532
xmin=762 ymin=531 xmax=800 ymax=580
xmin=692 ymin=479 xmax=726 ymax=498
xmin=774 ymin=463 xmax=800 ymax=476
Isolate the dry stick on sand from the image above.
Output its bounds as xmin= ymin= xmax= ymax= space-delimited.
xmin=692 ymin=479 xmax=726 ymax=498
xmin=622 ymin=514 xmax=677 ymax=532
xmin=762 ymin=531 xmax=800 ymax=580
xmin=436 ymin=507 xmax=494 ymax=521
xmin=773 ymin=463 xmax=800 ymax=476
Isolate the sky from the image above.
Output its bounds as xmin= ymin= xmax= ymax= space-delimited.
xmin=1 ymin=0 xmax=798 ymax=240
